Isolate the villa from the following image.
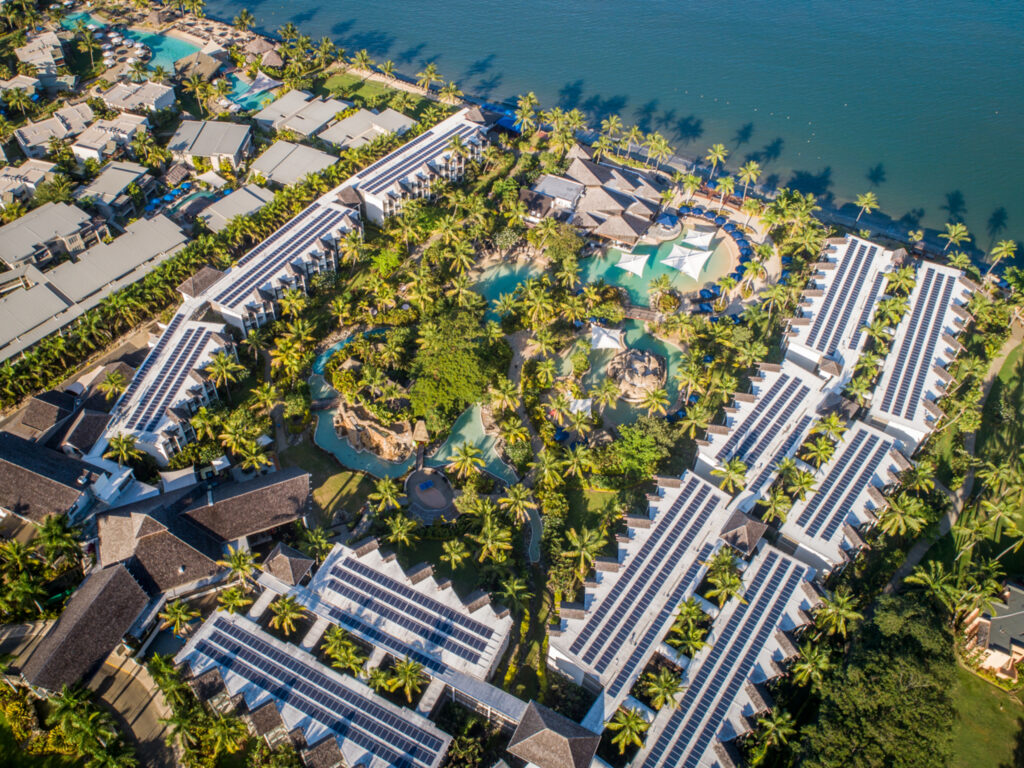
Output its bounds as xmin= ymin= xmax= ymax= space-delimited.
xmin=317 ymin=107 xmax=416 ymax=151
xmin=197 ymin=183 xmax=275 ymax=232
xmin=965 ymin=582 xmax=1024 ymax=678
xmin=249 ymin=140 xmax=338 ymax=187
xmin=14 ymin=102 xmax=94 ymax=159
xmin=74 ymin=161 xmax=157 ymax=220
xmin=168 ymin=119 xmax=254 ymax=170
xmin=71 ymin=113 xmax=149 ymax=164
xmin=342 ymin=107 xmax=489 ymax=225
xmin=0 ymin=159 xmax=56 ymax=208
xmin=252 ymin=90 xmax=349 ymax=137
xmin=0 ymin=74 xmax=40 ymax=96
xmin=101 ymin=80 xmax=177 ymax=114
xmin=521 ymin=173 xmax=585 ymax=223
xmin=14 ymin=31 xmax=65 ymax=90
xmin=0 ymin=201 xmax=104 ymax=268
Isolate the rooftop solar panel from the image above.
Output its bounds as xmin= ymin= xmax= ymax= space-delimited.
xmin=805 ymin=240 xmax=864 ymax=350
xmin=359 ymin=123 xmax=480 ymax=196
xmin=714 ymin=375 xmax=789 ymax=460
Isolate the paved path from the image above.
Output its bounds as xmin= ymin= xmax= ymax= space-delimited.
xmin=885 ymin=330 xmax=1020 ymax=593
xmin=507 ymin=330 xmax=545 ymax=564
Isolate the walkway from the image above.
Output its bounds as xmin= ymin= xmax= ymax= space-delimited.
xmin=885 ymin=329 xmax=1021 ymax=593
xmin=507 ymin=330 xmax=545 ymax=564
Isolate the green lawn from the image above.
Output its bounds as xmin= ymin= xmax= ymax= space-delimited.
xmin=565 ymin=485 xmax=618 ymax=532
xmin=318 ymin=73 xmax=434 ymax=119
xmin=394 ymin=538 xmax=480 ymax=598
xmin=952 ymin=665 xmax=1024 ymax=768
xmin=0 ymin=713 xmax=82 ymax=768
xmin=976 ymin=344 xmax=1024 ymax=461
xmin=279 ymin=439 xmax=373 ymax=525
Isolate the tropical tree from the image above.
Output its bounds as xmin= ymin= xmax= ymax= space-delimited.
xmin=387 ymin=657 xmax=426 ymax=702
xmin=790 ymin=641 xmax=832 ymax=690
xmin=737 ymin=160 xmax=761 ymax=197
xmin=800 ymin=435 xmax=836 ymax=469
xmin=498 ymin=576 xmax=533 ymax=614
xmin=385 ymin=512 xmax=420 ymax=549
xmin=441 ymin=539 xmax=470 ymax=570
xmin=97 ymin=370 xmax=128 ymax=402
xmin=415 ymin=62 xmax=441 ymax=90
xmin=562 ymin=526 xmax=605 ymax=580
xmin=940 ymin=221 xmax=970 ymax=252
xmin=642 ymin=667 xmax=682 ymax=710
xmin=705 ymin=143 xmax=728 ymax=181
xmin=104 ymin=434 xmax=142 ymax=466
xmin=234 ymin=8 xmax=255 ymax=31
xmin=37 ymin=514 xmax=81 ymax=566
xmin=217 ymin=587 xmax=252 ymax=614
xmin=268 ymin=595 xmax=305 ymax=636
xmin=369 ymin=477 xmax=403 ymax=513
xmin=498 ymin=483 xmax=536 ymax=525
xmin=814 ymin=586 xmax=863 ymax=638
xmin=217 ymin=545 xmax=260 ymax=590
xmin=987 ymin=239 xmax=1017 ymax=276
xmin=206 ymin=351 xmax=245 ymax=403
xmin=470 ymin=514 xmax=513 ymax=564
xmin=854 ymin=191 xmax=879 ymax=221
xmin=449 ymin=441 xmax=485 ymax=478
xmin=641 ymin=387 xmax=670 ymax=416
xmin=607 ymin=707 xmax=649 ymax=754
xmin=159 ymin=599 xmax=200 ymax=636
xmin=711 ymin=456 xmax=747 ymax=494
xmin=207 ymin=712 xmax=248 ymax=757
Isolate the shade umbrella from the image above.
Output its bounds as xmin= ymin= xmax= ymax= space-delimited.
xmin=682 ymin=229 xmax=715 ymax=250
xmin=569 ymin=398 xmax=593 ymax=415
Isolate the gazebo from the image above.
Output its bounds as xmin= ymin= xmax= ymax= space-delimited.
xmin=506 ymin=701 xmax=602 ymax=768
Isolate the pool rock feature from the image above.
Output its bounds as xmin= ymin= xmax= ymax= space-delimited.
xmin=607 ymin=348 xmax=667 ymax=403
xmin=405 ymin=468 xmax=455 ymax=523
xmin=333 ymin=402 xmax=414 ymax=463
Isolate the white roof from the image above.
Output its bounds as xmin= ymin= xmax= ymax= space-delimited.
xmin=591 ymin=325 xmax=624 ymax=350
xmin=197 ymin=170 xmax=227 ymax=188
xmin=615 ymin=250 xmax=648 ymax=277
xmin=662 ymin=244 xmax=711 ymax=280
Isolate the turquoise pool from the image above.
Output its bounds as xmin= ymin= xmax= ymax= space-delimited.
xmin=580 ymin=230 xmax=733 ymax=306
xmin=474 ymin=260 xmax=545 ymax=313
xmin=228 ymin=74 xmax=276 ymax=110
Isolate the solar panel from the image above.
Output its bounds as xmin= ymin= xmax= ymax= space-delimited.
xmin=900 ymin=277 xmax=955 ymax=420
xmin=805 ymin=240 xmax=863 ymax=349
xmin=125 ymin=327 xmax=199 ymax=429
xmin=119 ymin=313 xmax=185 ymax=405
xmin=739 ymin=383 xmax=811 ymax=468
xmin=854 ymin=271 xmax=888 ymax=347
xmin=747 ymin=414 xmax=814 ymax=496
xmin=820 ymin=245 xmax=878 ymax=356
xmin=715 ymin=375 xmax=789 ymax=460
xmin=192 ymin=617 xmax=445 ymax=768
xmin=359 ymin=123 xmax=480 ymax=195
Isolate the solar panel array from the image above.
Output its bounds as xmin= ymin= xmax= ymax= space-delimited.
xmin=125 ymin=326 xmax=214 ymax=432
xmin=212 ymin=206 xmax=349 ymax=310
xmin=639 ymin=551 xmax=809 ymax=768
xmin=856 ymin=272 xmax=888 ymax=343
xmin=605 ymin=543 xmax=714 ymax=699
xmin=355 ymin=120 xmax=481 ymax=196
xmin=566 ymin=475 xmax=726 ymax=675
xmin=188 ymin=616 xmax=447 ymax=768
xmin=877 ymin=265 xmax=960 ymax=422
xmin=714 ymin=373 xmax=812 ymax=468
xmin=747 ymin=414 xmax=815 ymax=497
xmin=793 ymin=424 xmax=896 ymax=541
xmin=805 ymin=239 xmax=881 ymax=356
xmin=321 ymin=556 xmax=500 ymax=668
xmin=117 ymin=313 xmax=185 ymax=407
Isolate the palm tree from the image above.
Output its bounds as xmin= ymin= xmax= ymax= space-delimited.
xmin=415 ymin=62 xmax=441 ymax=91
xmin=876 ymin=492 xmax=930 ymax=538
xmin=800 ymin=435 xmax=835 ymax=469
xmin=207 ymin=712 xmax=248 ymax=757
xmin=278 ymin=287 xmax=307 ymax=318
xmin=183 ymin=74 xmax=210 ymax=118
xmin=385 ymin=512 xmax=420 ymax=549
xmin=439 ymin=81 xmax=463 ymax=104
xmin=716 ymin=175 xmax=735 ymax=213
xmin=760 ymin=487 xmax=792 ymax=525
xmin=987 ymin=239 xmax=1017 ymax=277
xmin=498 ymin=576 xmax=533 ymax=614
xmin=706 ymin=568 xmax=745 ymax=608
xmin=250 ymin=382 xmax=279 ymax=415
xmin=97 ymin=370 xmax=128 ymax=402
xmin=904 ymin=560 xmax=957 ymax=612
xmin=940 ymin=221 xmax=971 ymax=252
xmin=754 ymin=709 xmax=797 ymax=756
xmin=786 ymin=469 xmax=816 ymax=500
xmin=37 ymin=514 xmax=80 ymax=566
xmin=470 ymin=515 xmax=513 ymax=564
xmin=159 ymin=599 xmax=199 ymax=636
xmin=515 ymin=92 xmax=538 ymax=135
xmin=217 ymin=545 xmax=260 ymax=590
xmin=441 ymin=539 xmax=470 ymax=570
xmin=449 ymin=442 xmax=485 ymax=478
xmin=104 ymin=434 xmax=143 ymax=466
xmin=814 ymin=586 xmax=863 ymax=638
xmin=206 ymin=351 xmax=245 ymax=403
xmin=705 ymin=143 xmax=728 ymax=181
xmin=642 ymin=668 xmax=682 ymax=710
xmin=790 ymin=641 xmax=832 ymax=690
xmin=268 ymin=595 xmax=305 ymax=636
xmin=711 ymin=456 xmax=747 ymax=494
xmin=562 ymin=526 xmax=605 ymax=580
xmin=498 ymin=484 xmax=536 ymax=525
xmin=387 ymin=657 xmax=427 ymax=702
xmin=737 ymin=160 xmax=761 ymax=197
xmin=369 ymin=477 xmax=403 ymax=513
xmin=641 ymin=387 xmax=670 ymax=416
xmin=607 ymin=707 xmax=649 ymax=754
xmin=853 ymin=191 xmax=879 ymax=222
xmin=234 ymin=8 xmax=254 ymax=30
xmin=217 ymin=587 xmax=252 ymax=614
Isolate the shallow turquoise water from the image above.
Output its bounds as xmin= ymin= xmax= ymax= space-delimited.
xmin=473 ymin=260 xmax=545 ymax=319
xmin=200 ymin=0 xmax=1024 ymax=246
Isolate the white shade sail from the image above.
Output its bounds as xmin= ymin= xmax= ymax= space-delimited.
xmin=682 ymin=229 xmax=716 ymax=250
xmin=569 ymin=398 xmax=593 ymax=415
xmin=591 ymin=326 xmax=625 ymax=350
xmin=615 ymin=250 xmax=649 ymax=278
xmin=662 ymin=244 xmax=712 ymax=281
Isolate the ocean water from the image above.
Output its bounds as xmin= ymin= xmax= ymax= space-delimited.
xmin=202 ymin=0 xmax=1024 ymax=247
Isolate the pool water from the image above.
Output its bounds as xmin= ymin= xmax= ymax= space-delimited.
xmin=228 ymin=74 xmax=276 ymax=110
xmin=169 ymin=189 xmax=217 ymax=213
xmin=473 ymin=260 xmax=545 ymax=320
xmin=581 ymin=229 xmax=733 ymax=307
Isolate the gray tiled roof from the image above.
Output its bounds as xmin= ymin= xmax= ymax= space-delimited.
xmin=0 ymin=431 xmax=95 ymax=522
xmin=249 ymin=141 xmax=337 ymax=186
xmin=169 ymin=120 xmax=251 ymax=159
xmin=20 ymin=563 xmax=148 ymax=692
xmin=0 ymin=202 xmax=91 ymax=267
xmin=506 ymin=701 xmax=601 ymax=768
xmin=263 ymin=542 xmax=314 ymax=585
xmin=182 ymin=467 xmax=310 ymax=541
xmin=198 ymin=184 xmax=274 ymax=232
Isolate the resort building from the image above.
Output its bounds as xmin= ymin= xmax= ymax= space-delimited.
xmin=101 ymin=80 xmax=177 ymax=114
xmin=202 ymin=193 xmax=360 ymax=332
xmin=14 ymin=102 xmax=94 ymax=159
xmin=868 ymin=261 xmax=975 ymax=450
xmin=634 ymin=545 xmax=818 ymax=768
xmin=965 ymin=582 xmax=1024 ymax=679
xmin=173 ymin=51 xmax=223 ymax=82
xmin=249 ymin=140 xmax=337 ymax=187
xmin=74 ymin=160 xmax=156 ymax=220
xmin=252 ymin=90 xmax=349 ymax=137
xmin=168 ymin=119 xmax=254 ymax=170
xmin=778 ymin=420 xmax=907 ymax=574
xmin=785 ymin=235 xmax=898 ymax=384
xmin=98 ymin=304 xmax=235 ymax=464
xmin=14 ymin=31 xmax=65 ymax=89
xmin=317 ymin=108 xmax=416 ymax=151
xmin=176 ymin=611 xmax=453 ymax=768
xmin=507 ymin=702 xmax=602 ymax=768
xmin=0 ymin=74 xmax=41 ymax=96
xmin=549 ymin=472 xmax=733 ymax=724
xmin=96 ymin=468 xmax=311 ymax=596
xmin=0 ymin=159 xmax=56 ymax=208
xmin=0 ymin=201 xmax=104 ymax=268
xmin=197 ymin=183 xmax=275 ymax=233
xmin=694 ymin=362 xmax=828 ymax=509
xmin=342 ymin=107 xmax=488 ymax=225
xmin=71 ymin=113 xmax=149 ymax=164
xmin=521 ymin=174 xmax=585 ymax=223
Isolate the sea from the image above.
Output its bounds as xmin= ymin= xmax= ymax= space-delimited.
xmin=203 ymin=0 xmax=1024 ymax=249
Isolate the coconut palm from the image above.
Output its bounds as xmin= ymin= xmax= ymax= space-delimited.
xmin=218 ymin=545 xmax=260 ymax=590
xmin=104 ymin=434 xmax=143 ymax=466
xmin=449 ymin=442 xmax=485 ymax=478
xmin=711 ymin=456 xmax=747 ymax=494
xmin=607 ymin=707 xmax=649 ymax=754
xmin=940 ymin=221 xmax=970 ymax=252
xmin=387 ymin=657 xmax=426 ymax=702
xmin=159 ymin=599 xmax=200 ymax=636
xmin=706 ymin=568 xmax=745 ymax=608
xmin=369 ymin=477 xmax=403 ymax=513
xmin=470 ymin=515 xmax=513 ymax=564
xmin=716 ymin=175 xmax=735 ymax=212
xmin=37 ymin=514 xmax=81 ymax=566
xmin=641 ymin=387 xmax=670 ymax=416
xmin=441 ymin=539 xmax=470 ymax=570
xmin=987 ymin=239 xmax=1017 ymax=276
xmin=385 ymin=513 xmax=419 ymax=549
xmin=250 ymin=382 xmax=279 ymax=415
xmin=904 ymin=560 xmax=958 ymax=613
xmin=499 ymin=484 xmax=536 ymax=525
xmin=217 ymin=587 xmax=252 ymax=614
xmin=800 ymin=435 xmax=835 ymax=469
xmin=98 ymin=370 xmax=128 ymax=402
xmin=705 ymin=143 xmax=728 ymax=181
xmin=790 ymin=641 xmax=832 ymax=690
xmin=233 ymin=8 xmax=254 ymax=30
xmin=786 ymin=469 xmax=817 ymax=500
xmin=876 ymin=492 xmax=930 ymax=538
xmin=854 ymin=191 xmax=879 ymax=221
xmin=489 ymin=377 xmax=519 ymax=413
xmin=415 ymin=62 xmax=441 ymax=90
xmin=760 ymin=487 xmax=792 ymax=525
xmin=642 ymin=668 xmax=683 ymax=710
xmin=498 ymin=576 xmax=533 ymax=614
xmin=206 ymin=351 xmax=245 ymax=403
xmin=811 ymin=412 xmax=846 ymax=441
xmin=737 ymin=160 xmax=761 ymax=197
xmin=753 ymin=709 xmax=797 ymax=760
xmin=562 ymin=526 xmax=605 ymax=580
xmin=814 ymin=586 xmax=863 ymax=638
xmin=207 ymin=712 xmax=248 ymax=757
xmin=268 ymin=595 xmax=305 ymax=636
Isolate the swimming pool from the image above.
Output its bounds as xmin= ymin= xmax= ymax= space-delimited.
xmin=227 ymin=74 xmax=276 ymax=110
xmin=580 ymin=229 xmax=734 ymax=307
xmin=473 ymin=260 xmax=545 ymax=315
